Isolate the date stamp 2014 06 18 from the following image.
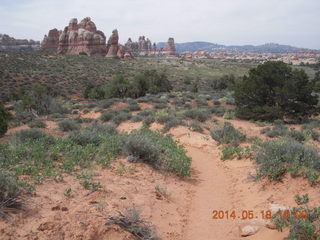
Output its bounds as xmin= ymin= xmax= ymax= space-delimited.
xmin=212 ymin=209 xmax=308 ymax=220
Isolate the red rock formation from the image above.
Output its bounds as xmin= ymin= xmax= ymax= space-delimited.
xmin=0 ymin=34 xmax=40 ymax=51
xmin=162 ymin=38 xmax=177 ymax=56
xmin=41 ymin=28 xmax=60 ymax=52
xmin=106 ymin=30 xmax=132 ymax=59
xmin=125 ymin=38 xmax=139 ymax=54
xmin=42 ymin=17 xmax=107 ymax=56
xmin=58 ymin=17 xmax=107 ymax=56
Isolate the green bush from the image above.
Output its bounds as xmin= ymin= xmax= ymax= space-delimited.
xmin=0 ymin=170 xmax=22 ymax=216
xmin=210 ymin=122 xmax=246 ymax=144
xmin=234 ymin=61 xmax=317 ymax=121
xmin=127 ymin=103 xmax=141 ymax=112
xmin=131 ymin=115 xmax=143 ymax=122
xmin=183 ymin=109 xmax=211 ymax=122
xmin=261 ymin=123 xmax=288 ymax=138
xmin=100 ymin=110 xmax=114 ymax=122
xmin=58 ymin=119 xmax=80 ymax=132
xmin=273 ymin=206 xmax=320 ymax=240
xmin=162 ymin=118 xmax=183 ymax=133
xmin=124 ymin=128 xmax=191 ymax=176
xmin=254 ymin=138 xmax=320 ymax=184
xmin=188 ymin=121 xmax=203 ymax=133
xmin=112 ymin=111 xmax=132 ymax=125
xmin=69 ymin=122 xmax=118 ymax=146
xmin=12 ymin=129 xmax=53 ymax=144
xmin=28 ymin=119 xmax=47 ymax=128
xmin=221 ymin=145 xmax=241 ymax=161
xmin=211 ymin=74 xmax=236 ymax=90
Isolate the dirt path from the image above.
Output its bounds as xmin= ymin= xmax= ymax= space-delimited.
xmin=183 ymin=145 xmax=238 ymax=240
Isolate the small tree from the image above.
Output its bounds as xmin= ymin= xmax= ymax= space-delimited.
xmin=234 ymin=61 xmax=317 ymax=121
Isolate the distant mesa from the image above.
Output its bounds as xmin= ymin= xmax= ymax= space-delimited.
xmin=0 ymin=34 xmax=40 ymax=51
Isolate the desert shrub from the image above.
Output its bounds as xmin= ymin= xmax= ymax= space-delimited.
xmin=273 ymin=206 xmax=320 ymax=240
xmin=211 ymin=106 xmax=226 ymax=117
xmin=223 ymin=110 xmax=235 ymax=119
xmin=288 ymin=129 xmax=306 ymax=142
xmin=124 ymin=132 xmax=160 ymax=167
xmin=143 ymin=116 xmax=155 ymax=127
xmin=162 ymin=118 xmax=183 ymax=133
xmin=261 ymin=122 xmax=307 ymax=142
xmin=221 ymin=145 xmax=243 ymax=160
xmin=254 ymin=138 xmax=320 ymax=184
xmin=127 ymin=103 xmax=141 ymax=112
xmin=131 ymin=115 xmax=143 ymax=122
xmin=156 ymin=114 xmax=172 ymax=124
xmin=49 ymin=113 xmax=67 ymax=119
xmin=234 ymin=61 xmax=317 ymax=121
xmin=195 ymin=98 xmax=208 ymax=107
xmin=69 ymin=122 xmax=118 ymax=146
xmin=103 ymin=71 xmax=172 ymax=99
xmin=14 ymin=108 xmax=35 ymax=124
xmin=211 ymin=74 xmax=236 ymax=90
xmin=12 ymin=129 xmax=53 ymax=144
xmin=154 ymin=103 xmax=167 ymax=109
xmin=100 ymin=110 xmax=114 ymax=122
xmin=0 ymin=170 xmax=22 ymax=216
xmin=58 ymin=119 xmax=80 ymax=132
xmin=106 ymin=207 xmax=158 ymax=240
xmin=295 ymin=194 xmax=309 ymax=205
xmin=0 ymin=103 xmax=10 ymax=137
xmin=137 ymin=110 xmax=153 ymax=117
xmin=188 ymin=121 xmax=203 ymax=133
xmin=183 ymin=109 xmax=210 ymax=122
xmin=261 ymin=123 xmax=288 ymax=138
xmin=83 ymin=108 xmax=90 ymax=114
xmin=112 ymin=111 xmax=132 ymax=125
xmin=20 ymin=83 xmax=68 ymax=115
xmin=210 ymin=122 xmax=246 ymax=144
xmin=28 ymin=119 xmax=47 ymax=128
xmin=301 ymin=121 xmax=320 ymax=141
xmin=124 ymin=128 xmax=191 ymax=176
xmin=221 ymin=145 xmax=251 ymax=161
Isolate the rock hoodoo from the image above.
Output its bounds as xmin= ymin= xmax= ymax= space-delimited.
xmin=57 ymin=17 xmax=107 ymax=56
xmin=106 ymin=29 xmax=130 ymax=58
xmin=162 ymin=37 xmax=177 ymax=56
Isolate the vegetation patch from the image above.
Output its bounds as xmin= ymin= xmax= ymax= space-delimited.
xmin=124 ymin=128 xmax=191 ymax=176
xmin=254 ymin=138 xmax=320 ymax=184
xmin=210 ymin=122 xmax=246 ymax=144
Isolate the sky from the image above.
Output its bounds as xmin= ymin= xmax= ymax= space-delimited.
xmin=0 ymin=0 xmax=319 ymax=49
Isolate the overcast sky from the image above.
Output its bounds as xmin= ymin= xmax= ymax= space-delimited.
xmin=0 ymin=0 xmax=319 ymax=49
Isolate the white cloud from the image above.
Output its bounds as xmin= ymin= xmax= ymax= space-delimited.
xmin=0 ymin=0 xmax=319 ymax=48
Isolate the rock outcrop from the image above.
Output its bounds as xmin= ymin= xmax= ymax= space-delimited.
xmin=124 ymin=38 xmax=139 ymax=54
xmin=41 ymin=28 xmax=60 ymax=52
xmin=162 ymin=38 xmax=177 ymax=56
xmin=57 ymin=17 xmax=107 ymax=56
xmin=41 ymin=17 xmax=106 ymax=56
xmin=0 ymin=34 xmax=40 ymax=51
xmin=41 ymin=17 xmax=133 ymax=59
xmin=105 ymin=29 xmax=132 ymax=59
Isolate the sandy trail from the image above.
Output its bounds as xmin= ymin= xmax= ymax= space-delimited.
xmin=183 ymin=145 xmax=238 ymax=240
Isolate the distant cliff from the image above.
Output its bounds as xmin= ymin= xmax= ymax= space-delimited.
xmin=0 ymin=34 xmax=40 ymax=51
